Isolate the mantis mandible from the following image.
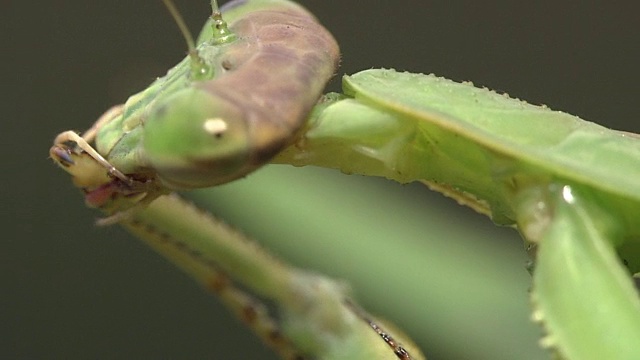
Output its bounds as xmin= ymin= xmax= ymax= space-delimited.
xmin=50 ymin=0 xmax=640 ymax=359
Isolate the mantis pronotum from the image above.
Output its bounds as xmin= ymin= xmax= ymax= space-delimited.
xmin=50 ymin=0 xmax=640 ymax=359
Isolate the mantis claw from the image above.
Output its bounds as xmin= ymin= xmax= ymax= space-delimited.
xmin=49 ymin=145 xmax=75 ymax=166
xmin=51 ymin=132 xmax=168 ymax=221
xmin=53 ymin=130 xmax=131 ymax=184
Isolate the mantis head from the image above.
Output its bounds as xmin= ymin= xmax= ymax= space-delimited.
xmin=143 ymin=88 xmax=252 ymax=189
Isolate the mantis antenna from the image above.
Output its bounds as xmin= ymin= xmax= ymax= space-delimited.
xmin=161 ymin=0 xmax=214 ymax=79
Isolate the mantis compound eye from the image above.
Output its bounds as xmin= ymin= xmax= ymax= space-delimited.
xmin=143 ymin=88 xmax=252 ymax=189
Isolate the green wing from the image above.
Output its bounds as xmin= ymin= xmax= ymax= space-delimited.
xmin=275 ymin=68 xmax=640 ymax=359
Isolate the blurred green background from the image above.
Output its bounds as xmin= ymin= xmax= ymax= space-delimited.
xmin=3 ymin=1 xmax=637 ymax=359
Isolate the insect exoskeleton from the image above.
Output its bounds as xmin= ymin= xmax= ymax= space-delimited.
xmin=143 ymin=0 xmax=340 ymax=189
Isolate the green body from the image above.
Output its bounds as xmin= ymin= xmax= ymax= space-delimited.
xmin=282 ymin=70 xmax=640 ymax=242
xmin=50 ymin=1 xmax=640 ymax=359
xmin=95 ymin=0 xmax=339 ymax=189
xmin=275 ymin=69 xmax=640 ymax=359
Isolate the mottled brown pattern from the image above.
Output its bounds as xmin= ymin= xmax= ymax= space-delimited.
xmin=241 ymin=304 xmax=259 ymax=323
xmin=195 ymin=2 xmax=339 ymax=178
xmin=125 ymin=198 xmax=308 ymax=359
xmin=207 ymin=274 xmax=230 ymax=293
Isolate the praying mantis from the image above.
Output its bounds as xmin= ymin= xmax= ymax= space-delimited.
xmin=49 ymin=0 xmax=640 ymax=359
